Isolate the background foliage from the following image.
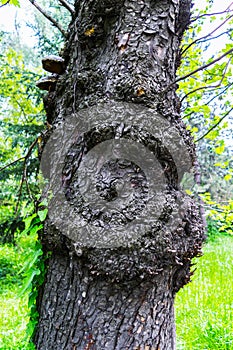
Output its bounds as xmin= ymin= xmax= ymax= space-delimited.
xmin=177 ymin=1 xmax=233 ymax=233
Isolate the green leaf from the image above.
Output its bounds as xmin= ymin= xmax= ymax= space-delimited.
xmin=215 ymin=144 xmax=225 ymax=155
xmin=20 ymin=268 xmax=41 ymax=295
xmin=191 ymin=126 xmax=199 ymax=134
xmin=38 ymin=209 xmax=48 ymax=222
xmin=24 ymin=213 xmax=37 ymax=230
xmin=224 ymin=174 xmax=232 ymax=181
xmin=38 ymin=199 xmax=48 ymax=207
xmin=19 ymin=248 xmax=43 ymax=275
xmin=29 ymin=224 xmax=43 ymax=235
xmin=185 ymin=189 xmax=193 ymax=196
xmin=10 ymin=0 xmax=20 ymax=6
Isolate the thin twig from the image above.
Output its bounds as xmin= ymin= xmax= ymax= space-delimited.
xmin=24 ymin=163 xmax=34 ymax=202
xmin=203 ymin=205 xmax=233 ymax=213
xmin=181 ymin=111 xmax=195 ymax=120
xmin=0 ymin=136 xmax=39 ymax=172
xmin=196 ymin=107 xmax=233 ymax=142
xmin=15 ymin=176 xmax=24 ymax=215
xmin=58 ymin=0 xmax=74 ymax=15
xmin=27 ymin=0 xmax=67 ymax=38
xmin=182 ymin=14 xmax=233 ymax=56
xmin=180 ymin=57 xmax=231 ymax=103
xmin=206 ymin=82 xmax=233 ymax=106
xmin=191 ymin=2 xmax=233 ymax=23
xmin=14 ymin=137 xmax=39 ymax=214
xmin=23 ymin=137 xmax=39 ymax=162
xmin=13 ymin=97 xmax=27 ymax=118
xmin=162 ymin=47 xmax=233 ymax=94
xmin=197 ymin=30 xmax=231 ymax=45
xmin=0 ymin=0 xmax=10 ymax=8
xmin=0 ymin=157 xmax=25 ymax=172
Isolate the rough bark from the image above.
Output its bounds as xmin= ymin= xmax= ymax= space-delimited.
xmin=34 ymin=0 xmax=205 ymax=349
xmin=35 ymin=254 xmax=177 ymax=349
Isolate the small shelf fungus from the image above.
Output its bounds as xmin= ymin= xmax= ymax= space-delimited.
xmin=36 ymin=74 xmax=58 ymax=91
xmin=42 ymin=55 xmax=66 ymax=74
xmin=84 ymin=26 xmax=95 ymax=37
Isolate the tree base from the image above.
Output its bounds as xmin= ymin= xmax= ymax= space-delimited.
xmin=34 ymin=252 xmax=178 ymax=350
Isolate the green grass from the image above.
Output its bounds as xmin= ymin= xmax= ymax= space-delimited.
xmin=0 ymin=234 xmax=232 ymax=349
xmin=0 ymin=237 xmax=35 ymax=350
xmin=175 ymin=236 xmax=233 ymax=350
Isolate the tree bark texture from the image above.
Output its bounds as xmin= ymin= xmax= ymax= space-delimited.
xmin=35 ymin=0 xmax=205 ymax=349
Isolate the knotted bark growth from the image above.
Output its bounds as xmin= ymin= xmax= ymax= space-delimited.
xmin=34 ymin=1 xmax=205 ymax=349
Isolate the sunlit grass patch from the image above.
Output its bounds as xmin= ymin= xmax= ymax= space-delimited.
xmin=0 ymin=290 xmax=29 ymax=350
xmin=0 ymin=243 xmax=33 ymax=350
xmin=176 ymin=236 xmax=233 ymax=350
xmin=0 ymin=234 xmax=232 ymax=349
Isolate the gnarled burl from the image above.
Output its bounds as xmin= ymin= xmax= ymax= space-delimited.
xmin=34 ymin=1 xmax=205 ymax=349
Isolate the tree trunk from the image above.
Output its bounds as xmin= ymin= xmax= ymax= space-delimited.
xmin=34 ymin=0 xmax=205 ymax=349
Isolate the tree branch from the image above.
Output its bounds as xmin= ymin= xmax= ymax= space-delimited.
xmin=181 ymin=111 xmax=195 ymax=120
xmin=196 ymin=107 xmax=233 ymax=142
xmin=58 ymin=0 xmax=74 ymax=15
xmin=15 ymin=171 xmax=25 ymax=215
xmin=203 ymin=204 xmax=233 ymax=214
xmin=191 ymin=2 xmax=233 ymax=23
xmin=206 ymin=82 xmax=233 ymax=106
xmin=13 ymin=137 xmax=39 ymax=214
xmin=180 ymin=57 xmax=231 ymax=103
xmin=27 ymin=0 xmax=67 ymax=38
xmin=162 ymin=47 xmax=233 ymax=94
xmin=0 ymin=137 xmax=38 ymax=172
xmin=0 ymin=0 xmax=10 ymax=8
xmin=197 ymin=30 xmax=232 ymax=46
xmin=182 ymin=14 xmax=233 ymax=56
xmin=0 ymin=157 xmax=24 ymax=172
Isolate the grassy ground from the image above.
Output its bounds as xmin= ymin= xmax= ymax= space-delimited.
xmin=175 ymin=236 xmax=233 ymax=350
xmin=0 ymin=234 xmax=232 ymax=349
xmin=0 ymin=235 xmax=35 ymax=350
